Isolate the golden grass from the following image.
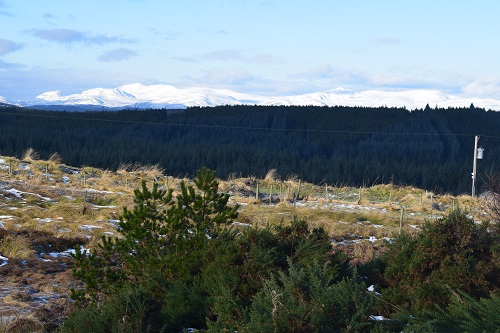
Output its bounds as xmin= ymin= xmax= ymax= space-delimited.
xmin=0 ymin=153 xmax=490 ymax=251
xmin=0 ymin=236 xmax=34 ymax=260
xmin=21 ymin=148 xmax=39 ymax=162
xmin=0 ymin=314 xmax=43 ymax=333
xmin=264 ymin=168 xmax=279 ymax=182
xmin=48 ymin=152 xmax=63 ymax=165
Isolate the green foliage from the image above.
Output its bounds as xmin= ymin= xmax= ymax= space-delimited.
xmin=203 ymin=219 xmax=349 ymax=331
xmin=61 ymin=285 xmax=164 ymax=333
xmin=247 ymin=264 xmax=378 ymax=333
xmin=382 ymin=209 xmax=499 ymax=312
xmin=405 ymin=292 xmax=500 ymax=333
xmin=161 ymin=277 xmax=209 ymax=333
xmin=71 ymin=167 xmax=238 ymax=302
xmin=67 ymin=171 xmax=500 ymax=332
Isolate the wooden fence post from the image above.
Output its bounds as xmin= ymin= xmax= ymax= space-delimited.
xmin=269 ymin=185 xmax=273 ymax=204
xmin=399 ymin=207 xmax=404 ymax=234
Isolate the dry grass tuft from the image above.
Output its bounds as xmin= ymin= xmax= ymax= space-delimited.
xmin=48 ymin=152 xmax=63 ymax=165
xmin=264 ymin=169 xmax=279 ymax=182
xmin=0 ymin=236 xmax=34 ymax=259
xmin=21 ymin=148 xmax=39 ymax=162
xmin=3 ymin=292 xmax=32 ymax=307
xmin=3 ymin=314 xmax=43 ymax=333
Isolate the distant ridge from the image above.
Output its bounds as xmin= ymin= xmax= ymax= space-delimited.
xmin=7 ymin=83 xmax=500 ymax=111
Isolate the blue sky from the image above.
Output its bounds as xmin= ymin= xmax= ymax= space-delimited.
xmin=1 ymin=0 xmax=500 ymax=101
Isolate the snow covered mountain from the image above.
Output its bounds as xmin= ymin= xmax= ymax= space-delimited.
xmin=11 ymin=83 xmax=500 ymax=111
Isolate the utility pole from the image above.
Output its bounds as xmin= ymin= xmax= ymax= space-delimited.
xmin=472 ymin=135 xmax=479 ymax=197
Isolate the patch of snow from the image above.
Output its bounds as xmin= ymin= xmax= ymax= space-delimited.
xmin=79 ymin=224 xmax=103 ymax=231
xmin=6 ymin=188 xmax=23 ymax=198
xmin=92 ymin=205 xmax=116 ymax=209
xmin=367 ymin=285 xmax=381 ymax=296
xmin=0 ymin=254 xmax=8 ymax=267
xmin=232 ymin=221 xmax=252 ymax=227
xmin=369 ymin=315 xmax=388 ymax=321
xmin=382 ymin=237 xmax=394 ymax=244
xmin=5 ymin=188 xmax=52 ymax=201
xmin=48 ymin=246 xmax=90 ymax=257
xmin=0 ymin=215 xmax=15 ymax=220
xmin=35 ymin=217 xmax=53 ymax=223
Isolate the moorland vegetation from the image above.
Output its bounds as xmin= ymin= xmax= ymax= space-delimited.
xmin=0 ymin=149 xmax=498 ymax=332
xmin=62 ymin=169 xmax=499 ymax=333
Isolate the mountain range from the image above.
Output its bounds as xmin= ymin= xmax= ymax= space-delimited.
xmin=3 ymin=83 xmax=500 ymax=111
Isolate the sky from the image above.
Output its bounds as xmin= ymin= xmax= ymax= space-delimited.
xmin=1 ymin=0 xmax=500 ymax=101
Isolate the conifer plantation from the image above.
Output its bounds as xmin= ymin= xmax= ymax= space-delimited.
xmin=1 ymin=104 xmax=499 ymax=194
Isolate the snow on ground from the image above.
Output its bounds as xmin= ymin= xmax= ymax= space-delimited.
xmin=35 ymin=217 xmax=53 ymax=223
xmin=79 ymin=224 xmax=103 ymax=231
xmin=5 ymin=188 xmax=52 ymax=201
xmin=367 ymin=285 xmax=381 ymax=296
xmin=0 ymin=254 xmax=8 ymax=267
xmin=92 ymin=204 xmax=116 ymax=209
xmin=232 ymin=221 xmax=253 ymax=227
xmin=45 ymin=246 xmax=90 ymax=258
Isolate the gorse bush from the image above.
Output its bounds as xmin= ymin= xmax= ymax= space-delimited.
xmin=66 ymin=171 xmax=499 ymax=332
xmin=404 ymin=291 xmax=500 ymax=333
xmin=247 ymin=264 xmax=377 ymax=333
xmin=381 ymin=209 xmax=499 ymax=312
xmin=61 ymin=285 xmax=164 ymax=333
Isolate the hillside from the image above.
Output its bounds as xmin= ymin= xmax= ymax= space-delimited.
xmin=0 ymin=104 xmax=499 ymax=194
xmin=0 ymin=153 xmax=495 ymax=330
xmin=7 ymin=83 xmax=500 ymax=110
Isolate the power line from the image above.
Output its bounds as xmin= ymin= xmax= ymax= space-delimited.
xmin=0 ymin=109 xmax=499 ymax=139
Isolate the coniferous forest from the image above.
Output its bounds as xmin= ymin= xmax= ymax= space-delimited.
xmin=0 ymin=104 xmax=499 ymax=194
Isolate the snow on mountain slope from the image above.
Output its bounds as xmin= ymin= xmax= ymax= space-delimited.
xmin=16 ymin=84 xmax=500 ymax=110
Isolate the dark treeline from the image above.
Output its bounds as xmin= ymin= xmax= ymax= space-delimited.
xmin=0 ymin=104 xmax=498 ymax=194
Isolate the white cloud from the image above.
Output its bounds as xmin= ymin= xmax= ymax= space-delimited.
xmin=0 ymin=66 xmax=144 ymax=101
xmin=30 ymin=28 xmax=136 ymax=45
xmin=0 ymin=60 xmax=25 ymax=69
xmin=98 ymin=48 xmax=138 ymax=62
xmin=462 ymin=78 xmax=500 ymax=97
xmin=202 ymin=49 xmax=244 ymax=61
xmin=198 ymin=49 xmax=283 ymax=64
xmin=0 ymin=0 xmax=11 ymax=17
xmin=172 ymin=56 xmax=198 ymax=63
xmin=0 ymin=39 xmax=22 ymax=55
